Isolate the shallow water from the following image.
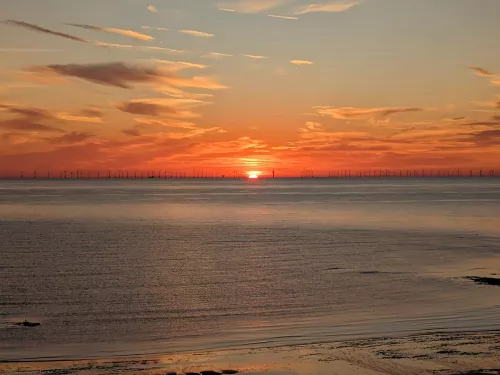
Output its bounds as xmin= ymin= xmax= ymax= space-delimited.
xmin=1 ymin=178 xmax=499 ymax=361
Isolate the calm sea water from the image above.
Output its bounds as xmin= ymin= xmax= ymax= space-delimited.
xmin=1 ymin=178 xmax=500 ymax=361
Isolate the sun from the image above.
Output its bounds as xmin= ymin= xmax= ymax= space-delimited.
xmin=248 ymin=172 xmax=259 ymax=179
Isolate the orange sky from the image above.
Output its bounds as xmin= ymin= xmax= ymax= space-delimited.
xmin=0 ymin=0 xmax=499 ymax=177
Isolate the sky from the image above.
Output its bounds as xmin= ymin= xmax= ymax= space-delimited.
xmin=0 ymin=0 xmax=499 ymax=177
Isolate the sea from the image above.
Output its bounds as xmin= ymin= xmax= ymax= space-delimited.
xmin=1 ymin=178 xmax=499 ymax=361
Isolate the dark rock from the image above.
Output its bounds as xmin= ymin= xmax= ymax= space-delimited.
xmin=222 ymin=370 xmax=238 ymax=374
xmin=15 ymin=320 xmax=40 ymax=327
xmin=465 ymin=276 xmax=500 ymax=286
xmin=166 ymin=372 xmax=177 ymax=375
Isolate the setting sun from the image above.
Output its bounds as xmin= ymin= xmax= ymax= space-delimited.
xmin=248 ymin=172 xmax=259 ymax=179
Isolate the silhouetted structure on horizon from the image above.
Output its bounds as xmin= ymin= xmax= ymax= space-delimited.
xmin=2 ymin=168 xmax=498 ymax=180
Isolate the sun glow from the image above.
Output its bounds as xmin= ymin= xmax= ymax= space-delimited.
xmin=248 ymin=172 xmax=259 ymax=179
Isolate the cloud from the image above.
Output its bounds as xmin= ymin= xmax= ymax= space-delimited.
xmin=26 ymin=62 xmax=168 ymax=89
xmin=4 ymin=20 xmax=183 ymax=53
xmin=5 ymin=20 xmax=91 ymax=43
xmin=142 ymin=26 xmax=169 ymax=31
xmin=139 ymin=46 xmax=185 ymax=53
xmin=0 ymin=48 xmax=61 ymax=53
xmin=469 ymin=66 xmax=500 ymax=86
xmin=314 ymin=106 xmax=424 ymax=119
xmin=91 ymin=42 xmax=185 ymax=53
xmin=147 ymin=5 xmax=158 ymax=13
xmin=115 ymin=98 xmax=210 ymax=118
xmin=300 ymin=121 xmax=323 ymax=132
xmin=66 ymin=23 xmax=154 ymax=41
xmin=0 ymin=118 xmax=63 ymax=133
xmin=468 ymin=66 xmax=495 ymax=77
xmin=173 ymin=76 xmax=228 ymax=90
xmin=217 ymin=0 xmax=291 ymax=14
xmin=26 ymin=62 xmax=227 ymax=90
xmin=134 ymin=118 xmax=198 ymax=129
xmin=151 ymin=59 xmax=209 ymax=70
xmin=122 ymin=127 xmax=142 ymax=137
xmin=243 ymin=54 xmax=268 ymax=59
xmin=295 ymin=1 xmax=359 ymax=14
xmin=268 ymin=14 xmax=298 ymax=19
xmin=79 ymin=107 xmax=103 ymax=118
xmin=0 ymin=103 xmax=54 ymax=120
xmin=47 ymin=132 xmax=94 ymax=144
xmin=470 ymin=129 xmax=500 ymax=146
xmin=0 ymin=103 xmax=64 ymax=133
xmin=56 ymin=113 xmax=103 ymax=123
xmin=156 ymin=86 xmax=214 ymax=99
xmin=0 ymin=102 xmax=104 ymax=133
xmin=463 ymin=114 xmax=500 ymax=127
xmin=116 ymin=101 xmax=178 ymax=117
xmin=290 ymin=60 xmax=313 ymax=65
xmin=179 ymin=29 xmax=214 ymax=38
xmin=201 ymin=52 xmax=233 ymax=59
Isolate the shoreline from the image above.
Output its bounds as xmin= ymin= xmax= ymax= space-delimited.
xmin=2 ymin=329 xmax=499 ymax=375
xmin=3 ymin=325 xmax=500 ymax=364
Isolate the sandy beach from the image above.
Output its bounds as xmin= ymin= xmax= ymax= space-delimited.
xmin=2 ymin=330 xmax=499 ymax=375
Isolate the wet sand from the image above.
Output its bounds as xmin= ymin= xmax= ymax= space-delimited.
xmin=2 ymin=330 xmax=499 ymax=375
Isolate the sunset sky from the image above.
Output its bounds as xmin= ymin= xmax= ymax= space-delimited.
xmin=1 ymin=0 xmax=499 ymax=176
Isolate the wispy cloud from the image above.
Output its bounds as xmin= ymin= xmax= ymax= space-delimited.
xmin=0 ymin=102 xmax=103 ymax=124
xmin=295 ymin=1 xmax=359 ymax=14
xmin=94 ymin=43 xmax=184 ymax=53
xmin=151 ymin=59 xmax=209 ymax=70
xmin=243 ymin=54 xmax=267 ymax=59
xmin=115 ymin=98 xmax=210 ymax=119
xmin=147 ymin=5 xmax=158 ymax=13
xmin=268 ymin=14 xmax=298 ymax=20
xmin=314 ymin=106 xmax=424 ymax=119
xmin=66 ymin=23 xmax=154 ymax=41
xmin=4 ymin=20 xmax=182 ymax=53
xmin=26 ymin=62 xmax=226 ymax=90
xmin=142 ymin=26 xmax=170 ymax=31
xmin=0 ymin=118 xmax=63 ymax=133
xmin=290 ymin=60 xmax=314 ymax=65
xmin=0 ymin=48 xmax=61 ymax=53
xmin=202 ymin=52 xmax=233 ymax=60
xmin=217 ymin=0 xmax=291 ymax=14
xmin=156 ymin=86 xmax=214 ymax=100
xmin=179 ymin=29 xmax=214 ymax=38
xmin=26 ymin=62 xmax=172 ymax=89
xmin=139 ymin=46 xmax=185 ymax=53
xmin=300 ymin=121 xmax=323 ymax=132
xmin=469 ymin=66 xmax=500 ymax=86
xmin=47 ymin=132 xmax=94 ymax=144
xmin=469 ymin=66 xmax=495 ymax=77
xmin=116 ymin=101 xmax=179 ymax=117
xmin=135 ymin=118 xmax=198 ymax=130
xmin=56 ymin=113 xmax=103 ymax=123
xmin=5 ymin=20 xmax=92 ymax=44
xmin=0 ymin=102 xmax=103 ymax=134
